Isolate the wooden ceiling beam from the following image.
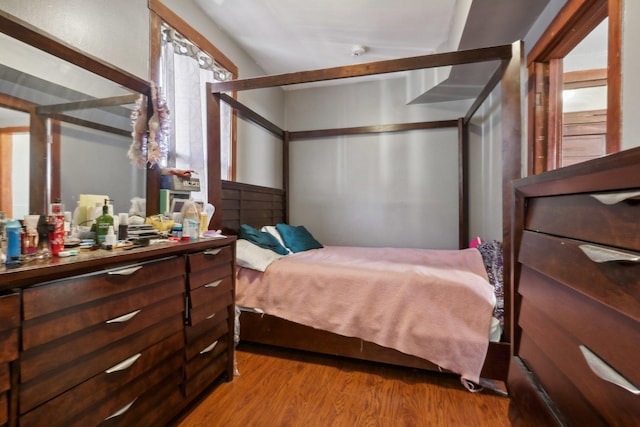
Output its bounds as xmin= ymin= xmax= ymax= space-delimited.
xmin=211 ymin=45 xmax=513 ymax=93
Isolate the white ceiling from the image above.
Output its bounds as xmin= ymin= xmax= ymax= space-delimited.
xmin=194 ymin=0 xmax=462 ymax=74
xmin=194 ymin=0 xmax=551 ymax=100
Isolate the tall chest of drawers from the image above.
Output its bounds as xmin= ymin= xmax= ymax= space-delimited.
xmin=508 ymin=148 xmax=640 ymax=426
xmin=0 ymin=237 xmax=236 ymax=427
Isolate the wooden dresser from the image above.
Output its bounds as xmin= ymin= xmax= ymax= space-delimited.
xmin=508 ymin=147 xmax=640 ymax=426
xmin=0 ymin=237 xmax=236 ymax=427
xmin=0 ymin=293 xmax=19 ymax=427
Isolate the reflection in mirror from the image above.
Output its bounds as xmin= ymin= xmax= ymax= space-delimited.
xmin=0 ymin=29 xmax=146 ymax=218
xmin=560 ymin=18 xmax=608 ymax=167
xmin=0 ymin=107 xmax=29 ymax=218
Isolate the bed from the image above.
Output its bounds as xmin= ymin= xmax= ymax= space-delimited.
xmin=204 ymin=42 xmax=524 ymax=383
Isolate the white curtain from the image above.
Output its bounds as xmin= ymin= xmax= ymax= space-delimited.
xmin=160 ymin=27 xmax=232 ymax=204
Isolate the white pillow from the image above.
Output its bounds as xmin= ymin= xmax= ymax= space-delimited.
xmin=236 ymin=239 xmax=285 ymax=272
xmin=261 ymin=225 xmax=292 ymax=253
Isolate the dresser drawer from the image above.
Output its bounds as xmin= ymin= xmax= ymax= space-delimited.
xmin=98 ymin=371 xmax=183 ymax=427
xmin=186 ymin=306 xmax=229 ymax=344
xmin=187 ymin=246 xmax=233 ymax=273
xmin=0 ymin=390 xmax=6 ymax=426
xmin=22 ymin=256 xmax=185 ymax=320
xmin=185 ymin=338 xmax=228 ymax=382
xmin=0 ymin=364 xmax=8 ymax=425
xmin=519 ymin=333 xmax=607 ymax=426
xmin=188 ymin=279 xmax=233 ymax=325
xmin=19 ymin=332 xmax=183 ymax=427
xmin=20 ymin=314 xmax=184 ymax=413
xmin=0 ymin=330 xmax=17 ymax=366
xmin=187 ymin=248 xmax=233 ymax=290
xmin=67 ymin=355 xmax=182 ymax=427
xmin=22 ymin=275 xmax=185 ymax=350
xmin=186 ymin=317 xmax=228 ymax=362
xmin=184 ymin=346 xmax=228 ymax=397
xmin=190 ymin=275 xmax=232 ymax=301
xmin=0 ymin=364 xmax=8 ymax=395
xmin=0 ymin=293 xmax=19 ymax=332
xmin=519 ymin=267 xmax=640 ymax=386
xmin=0 ymin=293 xmax=19 ymax=364
xmin=188 ymin=263 xmax=233 ymax=291
xmin=21 ymin=293 xmax=183 ymax=382
xmin=519 ymin=267 xmax=640 ymax=426
xmin=190 ymin=295 xmax=232 ymax=327
xmin=519 ymin=231 xmax=640 ymax=321
xmin=525 ymin=189 xmax=640 ymax=251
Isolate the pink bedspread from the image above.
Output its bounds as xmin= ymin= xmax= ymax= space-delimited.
xmin=236 ymin=246 xmax=496 ymax=383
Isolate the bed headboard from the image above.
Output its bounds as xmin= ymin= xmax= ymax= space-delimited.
xmin=221 ymin=180 xmax=286 ymax=235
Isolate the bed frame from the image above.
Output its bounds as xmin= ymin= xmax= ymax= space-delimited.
xmin=206 ymin=43 xmax=524 ymax=382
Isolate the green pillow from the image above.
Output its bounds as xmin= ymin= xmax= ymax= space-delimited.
xmin=239 ymin=224 xmax=289 ymax=255
xmin=275 ymin=223 xmax=323 ymax=253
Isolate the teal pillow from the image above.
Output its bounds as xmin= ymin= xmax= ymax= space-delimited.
xmin=239 ymin=224 xmax=289 ymax=255
xmin=275 ymin=223 xmax=323 ymax=253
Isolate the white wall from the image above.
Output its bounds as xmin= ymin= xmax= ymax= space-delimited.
xmin=1 ymin=0 xmax=149 ymax=80
xmin=522 ymin=0 xmax=568 ymax=57
xmin=468 ymin=91 xmax=503 ymax=242
xmin=285 ymin=77 xmax=470 ymax=249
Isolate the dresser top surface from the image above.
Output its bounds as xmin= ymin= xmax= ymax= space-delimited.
xmin=514 ymin=146 xmax=640 ymax=197
xmin=0 ymin=236 xmax=236 ymax=291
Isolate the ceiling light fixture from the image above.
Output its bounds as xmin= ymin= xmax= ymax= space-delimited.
xmin=351 ymin=45 xmax=367 ymax=57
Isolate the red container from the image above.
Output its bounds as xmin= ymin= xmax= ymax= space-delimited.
xmin=49 ymin=215 xmax=65 ymax=255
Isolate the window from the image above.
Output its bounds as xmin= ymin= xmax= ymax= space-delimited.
xmin=148 ymin=0 xmax=238 ymax=207
xmin=159 ymin=24 xmax=233 ymax=202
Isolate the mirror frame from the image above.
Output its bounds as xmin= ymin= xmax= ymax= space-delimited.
xmin=0 ymin=9 xmax=153 ymax=215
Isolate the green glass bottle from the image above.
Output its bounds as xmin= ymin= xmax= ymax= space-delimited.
xmin=94 ymin=199 xmax=114 ymax=244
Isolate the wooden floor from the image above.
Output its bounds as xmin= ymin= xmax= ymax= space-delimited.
xmin=175 ymin=342 xmax=511 ymax=427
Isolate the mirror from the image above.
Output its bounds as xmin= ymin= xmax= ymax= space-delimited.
xmin=0 ymin=12 xmax=150 ymax=218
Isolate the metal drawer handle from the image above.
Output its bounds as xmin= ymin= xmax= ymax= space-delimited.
xmin=200 ymin=340 xmax=219 ymax=354
xmin=579 ymin=345 xmax=640 ymax=395
xmin=591 ymin=190 xmax=640 ymax=205
xmin=206 ymin=312 xmax=217 ymax=320
xmin=578 ymin=244 xmax=640 ymax=263
xmin=105 ymin=353 xmax=142 ymax=374
xmin=108 ymin=266 xmax=143 ymax=276
xmin=205 ymin=279 xmax=223 ymax=288
xmin=104 ymin=398 xmax=137 ymax=421
xmin=204 ymin=248 xmax=223 ymax=256
xmin=106 ymin=309 xmax=141 ymax=324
